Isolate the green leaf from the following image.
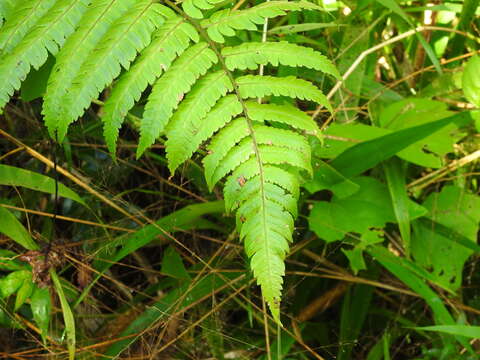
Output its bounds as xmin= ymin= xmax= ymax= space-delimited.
xmin=202 ymin=1 xmax=323 ymax=43
xmin=237 ymin=75 xmax=332 ymax=112
xmin=31 ymin=286 xmax=51 ymax=342
xmin=43 ymin=0 xmax=138 ymax=139
xmin=0 ymin=206 xmax=38 ymax=250
xmin=413 ymin=325 xmax=480 ymax=339
xmin=463 ymin=55 xmax=480 ymax=107
xmin=136 ymin=42 xmax=218 ymax=158
xmin=165 ymin=70 xmax=232 ymax=173
xmin=378 ymin=99 xmax=464 ymax=168
xmin=411 ymin=186 xmax=480 ymax=291
xmin=308 ymin=177 xmax=426 ymax=243
xmin=367 ymin=246 xmax=454 ymax=324
xmin=0 ymin=0 xmax=57 ymax=54
xmin=383 ymin=158 xmax=411 ymax=257
xmin=0 ymin=0 xmax=90 ymax=112
xmin=102 ymin=15 xmax=199 ymax=156
xmin=20 ymin=54 xmax=54 ymax=101
xmin=14 ymin=276 xmax=34 ymax=310
xmin=0 ymin=249 xmax=27 ymax=271
xmin=0 ymin=270 xmax=30 ymax=298
xmin=0 ymin=164 xmax=85 ymax=206
xmin=323 ymin=112 xmax=470 ymax=182
xmin=55 ymin=0 xmax=168 ymax=141
xmin=161 ymin=246 xmax=191 ymax=280
xmin=51 ymin=270 xmax=75 ymax=360
xmin=223 ymin=41 xmax=340 ymax=79
xmin=182 ymin=0 xmax=226 ymax=19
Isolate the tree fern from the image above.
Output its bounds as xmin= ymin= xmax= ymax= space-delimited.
xmin=0 ymin=0 xmax=338 ymax=322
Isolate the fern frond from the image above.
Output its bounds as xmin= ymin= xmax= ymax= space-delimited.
xmin=0 ymin=0 xmax=89 ymax=111
xmin=102 ymin=15 xmax=198 ymax=155
xmin=224 ymin=160 xmax=300 ymax=211
xmin=165 ymin=70 xmax=233 ymax=173
xmin=190 ymin=94 xmax=243 ymax=153
xmin=204 ymin=120 xmax=309 ymax=187
xmin=246 ymin=101 xmax=321 ymax=135
xmin=55 ymin=0 xmax=168 ymax=141
xmin=201 ymin=1 xmax=323 ymax=42
xmin=223 ymin=41 xmax=340 ymax=79
xmin=240 ymin=195 xmax=293 ymax=321
xmin=182 ymin=0 xmax=226 ymax=19
xmin=0 ymin=0 xmax=56 ymax=53
xmin=43 ymin=0 xmax=138 ymax=139
xmin=237 ymin=75 xmax=332 ymax=111
xmin=204 ymin=130 xmax=312 ymax=190
xmin=136 ymin=42 xmax=218 ymax=158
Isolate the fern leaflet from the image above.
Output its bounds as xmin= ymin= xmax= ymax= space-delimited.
xmin=201 ymin=1 xmax=323 ymax=42
xmin=0 ymin=0 xmax=56 ymax=54
xmin=182 ymin=0 xmax=226 ymax=19
xmin=223 ymin=41 xmax=340 ymax=79
xmin=43 ymin=0 xmax=138 ymax=139
xmin=136 ymin=42 xmax=217 ymax=158
xmin=102 ymin=14 xmax=198 ymax=155
xmin=54 ymin=0 xmax=168 ymax=141
xmin=0 ymin=0 xmax=89 ymax=111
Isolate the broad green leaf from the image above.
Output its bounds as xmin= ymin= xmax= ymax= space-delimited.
xmin=0 ymin=269 xmax=30 ymax=298
xmin=20 ymin=53 xmax=55 ymax=101
xmin=0 ymin=206 xmax=38 ymax=250
xmin=463 ymin=55 xmax=480 ymax=107
xmin=31 ymin=286 xmax=51 ymax=342
xmin=0 ymin=164 xmax=85 ymax=205
xmin=308 ymin=176 xmax=427 ymax=243
xmin=342 ymin=231 xmax=384 ymax=274
xmin=411 ymin=186 xmax=480 ymax=291
xmin=303 ymin=158 xmax=360 ymax=197
xmin=378 ymin=99 xmax=464 ymax=168
xmin=322 ymin=112 xmax=470 ymax=183
xmin=51 ymin=270 xmax=75 ymax=360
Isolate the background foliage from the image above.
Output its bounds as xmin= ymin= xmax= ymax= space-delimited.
xmin=0 ymin=0 xmax=479 ymax=359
